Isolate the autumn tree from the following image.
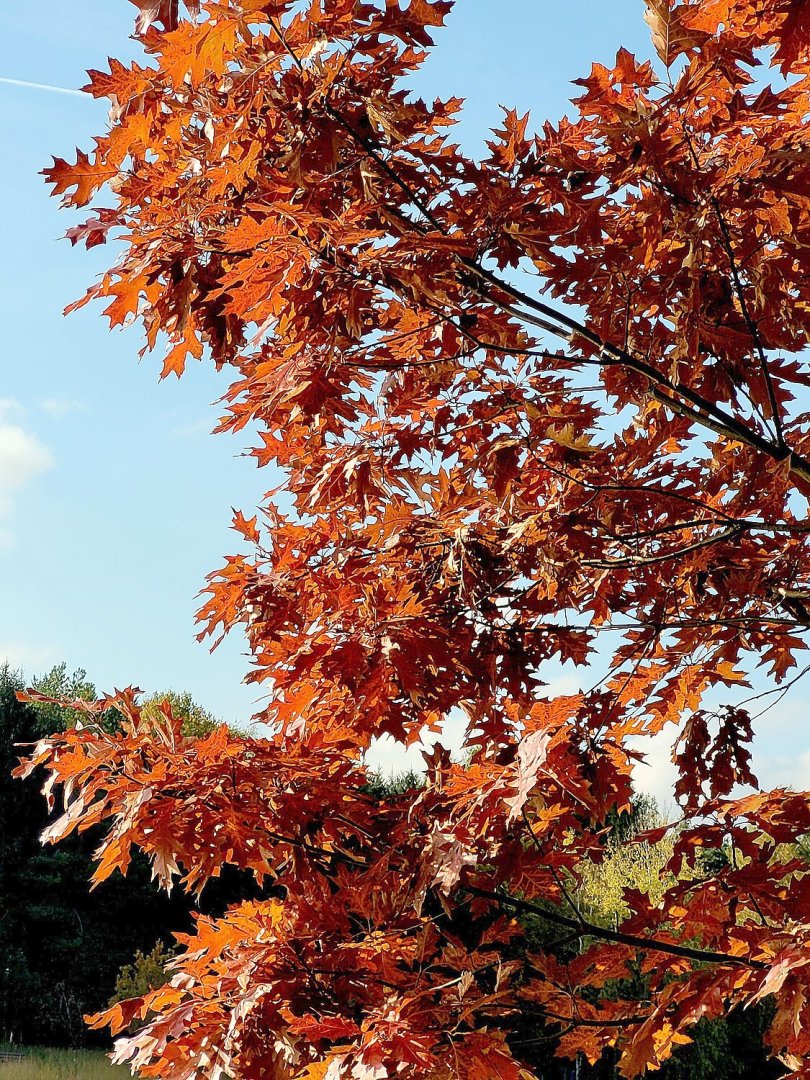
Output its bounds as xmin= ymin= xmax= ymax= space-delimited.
xmin=22 ymin=0 xmax=810 ymax=1076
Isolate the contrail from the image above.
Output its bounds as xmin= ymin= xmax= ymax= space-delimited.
xmin=0 ymin=76 xmax=86 ymax=98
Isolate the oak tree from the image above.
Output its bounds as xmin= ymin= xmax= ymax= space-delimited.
xmin=22 ymin=0 xmax=810 ymax=1075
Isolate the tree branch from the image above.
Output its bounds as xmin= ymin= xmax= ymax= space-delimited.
xmin=463 ymin=884 xmax=768 ymax=971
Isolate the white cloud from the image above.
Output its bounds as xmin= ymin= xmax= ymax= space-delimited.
xmin=0 ymin=401 xmax=54 ymax=543
xmin=631 ymin=730 xmax=679 ymax=812
xmin=347 ymin=668 xmax=810 ymax=805
xmin=764 ymin=750 xmax=810 ymax=791
xmin=630 ymin=694 xmax=810 ymax=811
xmin=749 ymin=695 xmax=810 ymax=792
xmin=364 ymin=675 xmax=586 ymax=778
xmin=0 ymin=398 xmax=24 ymax=419
xmin=39 ymin=397 xmax=86 ymax=419
xmin=0 ymin=423 xmax=53 ymax=504
xmin=0 ymin=640 xmax=58 ymax=674
xmin=539 ymin=673 xmax=583 ymax=700
xmin=366 ymin=712 xmax=469 ymax=777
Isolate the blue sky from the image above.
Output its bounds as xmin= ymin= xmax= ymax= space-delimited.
xmin=1 ymin=1 xmax=807 ymax=800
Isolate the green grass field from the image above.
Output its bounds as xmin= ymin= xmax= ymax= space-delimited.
xmin=0 ymin=1048 xmax=126 ymax=1079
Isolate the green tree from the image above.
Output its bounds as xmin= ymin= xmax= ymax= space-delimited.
xmin=139 ymin=689 xmax=220 ymax=738
xmin=109 ymin=942 xmax=174 ymax=1032
xmin=29 ymin=664 xmax=96 ymax=732
xmin=577 ymin=796 xmax=677 ymax=932
xmin=0 ymin=665 xmax=230 ymax=1047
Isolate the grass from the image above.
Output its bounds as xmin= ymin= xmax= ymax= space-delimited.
xmin=0 ymin=1047 xmax=126 ymax=1079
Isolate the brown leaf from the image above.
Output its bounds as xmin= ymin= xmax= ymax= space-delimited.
xmin=643 ymin=0 xmax=709 ymax=66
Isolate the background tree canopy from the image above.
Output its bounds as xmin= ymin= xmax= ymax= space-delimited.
xmin=0 ymin=663 xmax=236 ymax=1047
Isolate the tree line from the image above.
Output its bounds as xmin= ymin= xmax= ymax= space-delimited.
xmin=0 ymin=663 xmax=252 ymax=1048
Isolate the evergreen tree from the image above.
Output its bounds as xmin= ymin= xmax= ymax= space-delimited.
xmin=0 ymin=665 xmax=236 ymax=1046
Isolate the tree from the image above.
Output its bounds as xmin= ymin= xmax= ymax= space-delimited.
xmin=111 ymin=942 xmax=173 ymax=1020
xmin=28 ymin=663 xmax=98 ymax=735
xmin=577 ymin=798 xmax=675 ymax=928
xmin=139 ymin=689 xmax=220 ymax=738
xmin=26 ymin=0 xmax=810 ymax=1076
xmin=0 ymin=664 xmax=238 ymax=1048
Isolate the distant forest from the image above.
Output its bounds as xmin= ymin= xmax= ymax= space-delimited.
xmin=0 ymin=663 xmax=254 ymax=1048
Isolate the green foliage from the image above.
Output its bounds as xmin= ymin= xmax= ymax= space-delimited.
xmin=29 ymin=664 xmax=123 ymax=735
xmin=29 ymin=664 xmax=97 ymax=734
xmin=516 ymin=797 xmax=786 ymax=1080
xmin=0 ymin=673 xmax=790 ymax=1080
xmin=110 ymin=941 xmax=172 ymax=1006
xmin=139 ymin=689 xmax=220 ymax=738
xmin=362 ymin=768 xmax=423 ymax=800
xmin=656 ymin=1003 xmax=785 ymax=1080
xmin=578 ymin=808 xmax=675 ymax=928
xmin=603 ymin=793 xmax=663 ymax=846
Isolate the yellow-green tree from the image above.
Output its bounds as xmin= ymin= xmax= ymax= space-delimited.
xmin=138 ymin=690 xmax=220 ymax=739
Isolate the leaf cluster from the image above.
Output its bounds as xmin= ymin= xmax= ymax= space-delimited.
xmin=31 ymin=0 xmax=810 ymax=1076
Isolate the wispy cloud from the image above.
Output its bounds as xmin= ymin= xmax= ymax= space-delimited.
xmin=0 ymin=398 xmax=24 ymax=420
xmin=632 ymin=730 xmax=679 ymax=811
xmin=0 ymin=400 xmax=54 ymax=546
xmin=0 ymin=641 xmax=59 ymax=675
xmin=40 ymin=397 xmax=87 ymax=419
xmin=0 ymin=75 xmax=85 ymax=98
